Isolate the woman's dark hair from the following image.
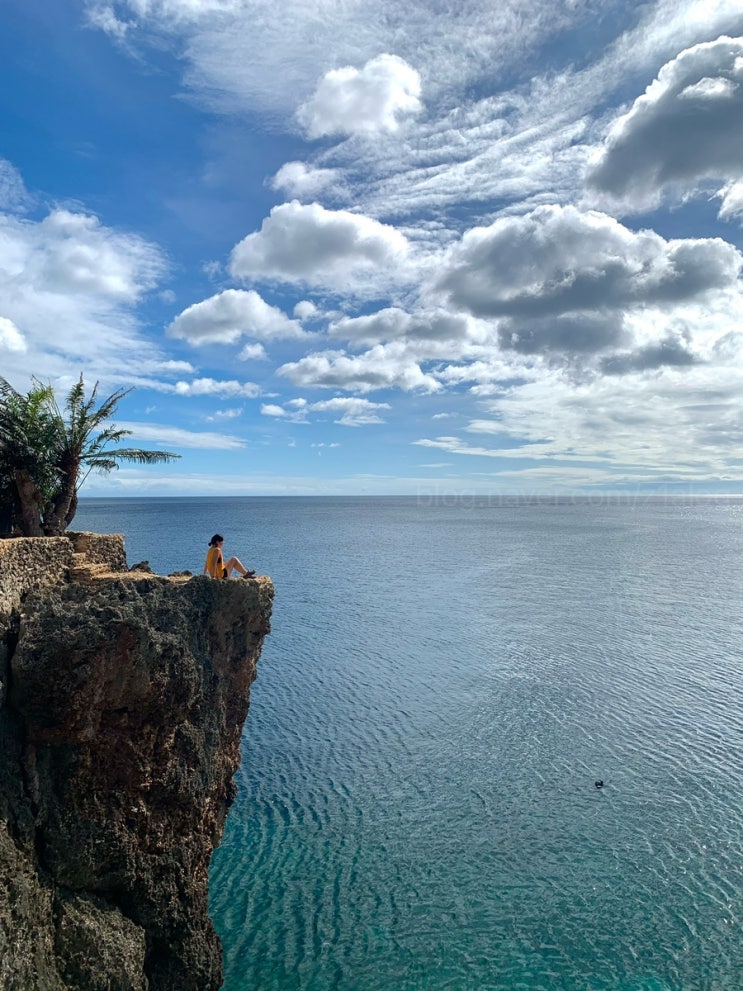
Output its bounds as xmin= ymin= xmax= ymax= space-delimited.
xmin=209 ymin=534 xmax=224 ymax=546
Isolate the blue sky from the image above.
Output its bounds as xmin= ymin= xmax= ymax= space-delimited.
xmin=1 ymin=0 xmax=743 ymax=497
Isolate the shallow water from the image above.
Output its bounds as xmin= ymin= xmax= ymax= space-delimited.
xmin=75 ymin=497 xmax=743 ymax=991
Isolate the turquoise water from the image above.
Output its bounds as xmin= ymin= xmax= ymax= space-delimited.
xmin=74 ymin=497 xmax=743 ymax=991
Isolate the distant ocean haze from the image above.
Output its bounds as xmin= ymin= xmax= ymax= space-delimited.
xmin=75 ymin=496 xmax=743 ymax=991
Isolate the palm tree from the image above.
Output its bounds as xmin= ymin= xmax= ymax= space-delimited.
xmin=0 ymin=379 xmax=61 ymax=536
xmin=0 ymin=376 xmax=180 ymax=537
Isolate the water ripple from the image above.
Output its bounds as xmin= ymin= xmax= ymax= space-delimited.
xmin=74 ymin=497 xmax=743 ymax=991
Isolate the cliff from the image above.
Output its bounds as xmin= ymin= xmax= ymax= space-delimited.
xmin=0 ymin=533 xmax=273 ymax=991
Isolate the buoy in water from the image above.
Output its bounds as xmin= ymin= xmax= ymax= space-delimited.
xmin=595 ymin=780 xmax=604 ymax=789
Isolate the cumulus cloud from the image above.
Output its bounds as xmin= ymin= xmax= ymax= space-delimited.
xmin=0 ymin=200 xmax=169 ymax=384
xmin=238 ymin=342 xmax=268 ymax=361
xmin=436 ymin=205 xmax=741 ymax=318
xmin=587 ymin=36 xmax=743 ymax=211
xmin=229 ymin=200 xmax=409 ymax=288
xmin=19 ymin=209 xmax=166 ymax=299
xmin=278 ymin=342 xmax=441 ymax=393
xmin=330 ymin=308 xmax=412 ymax=344
xmin=294 ymin=299 xmax=320 ymax=321
xmin=0 ymin=316 xmax=27 ymax=352
xmin=307 ymin=396 xmax=391 ymax=425
xmin=297 ymin=54 xmax=422 ymax=139
xmin=270 ymin=161 xmax=341 ymax=199
xmin=433 ymin=205 xmax=742 ymax=360
xmin=329 ymin=307 xmax=476 ymax=345
xmin=167 ymin=288 xmax=303 ymax=345
xmin=168 ymin=377 xmax=261 ymax=398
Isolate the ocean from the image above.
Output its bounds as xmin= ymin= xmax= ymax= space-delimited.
xmin=73 ymin=496 xmax=743 ymax=991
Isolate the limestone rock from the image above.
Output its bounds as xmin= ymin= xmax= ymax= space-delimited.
xmin=0 ymin=534 xmax=273 ymax=991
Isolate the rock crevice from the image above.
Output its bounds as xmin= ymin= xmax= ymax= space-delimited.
xmin=0 ymin=534 xmax=273 ymax=991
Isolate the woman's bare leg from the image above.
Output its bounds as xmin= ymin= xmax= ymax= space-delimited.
xmin=224 ymin=555 xmax=254 ymax=577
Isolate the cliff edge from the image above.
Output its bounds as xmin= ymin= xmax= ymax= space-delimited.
xmin=0 ymin=533 xmax=273 ymax=991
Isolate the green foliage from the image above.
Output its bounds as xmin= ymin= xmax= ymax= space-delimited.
xmin=0 ymin=379 xmax=59 ymax=485
xmin=0 ymin=376 xmax=180 ymax=536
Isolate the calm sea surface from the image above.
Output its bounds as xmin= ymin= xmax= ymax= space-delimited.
xmin=73 ymin=497 xmax=743 ymax=991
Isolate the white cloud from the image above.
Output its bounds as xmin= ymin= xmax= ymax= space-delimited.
xmin=330 ymin=307 xmax=412 ymax=343
xmin=169 ymin=377 xmax=261 ymax=397
xmin=167 ymin=288 xmax=303 ymax=345
xmin=415 ymin=356 xmax=743 ymax=483
xmin=68 ymin=1 xmax=743 ymax=491
xmin=307 ymin=396 xmax=391 ymax=426
xmin=262 ymin=395 xmax=390 ymax=426
xmin=0 ymin=199 xmax=169 ymax=385
xmin=229 ymin=200 xmax=409 ymax=289
xmin=238 ymin=342 xmax=268 ymax=361
xmin=719 ymin=180 xmax=743 ymax=219
xmin=329 ymin=307 xmax=484 ymax=346
xmin=432 ymin=204 xmax=742 ymax=360
xmin=437 ymin=205 xmax=741 ymax=317
xmin=294 ymin=299 xmax=320 ymax=321
xmin=0 ymin=316 xmax=27 ymax=352
xmin=30 ymin=209 xmax=165 ymax=298
xmin=85 ymin=0 xmax=743 ymax=229
xmin=278 ymin=341 xmax=442 ymax=393
xmin=114 ymin=420 xmax=245 ymax=448
xmin=297 ymin=54 xmax=422 ymax=139
xmin=156 ymin=359 xmax=196 ymax=374
xmin=587 ymin=36 xmax=743 ymax=211
xmin=271 ymin=161 xmax=341 ymax=199
xmin=84 ymin=0 xmax=624 ymax=118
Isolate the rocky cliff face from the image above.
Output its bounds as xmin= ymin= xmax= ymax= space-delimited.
xmin=0 ymin=534 xmax=273 ymax=991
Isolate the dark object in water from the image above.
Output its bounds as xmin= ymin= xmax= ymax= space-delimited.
xmin=595 ymin=780 xmax=604 ymax=789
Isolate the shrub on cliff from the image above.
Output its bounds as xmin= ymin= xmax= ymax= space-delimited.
xmin=0 ymin=376 xmax=179 ymax=536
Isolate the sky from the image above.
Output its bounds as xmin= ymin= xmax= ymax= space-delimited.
xmin=1 ymin=0 xmax=743 ymax=497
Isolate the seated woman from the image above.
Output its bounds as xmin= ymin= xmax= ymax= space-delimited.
xmin=203 ymin=533 xmax=255 ymax=579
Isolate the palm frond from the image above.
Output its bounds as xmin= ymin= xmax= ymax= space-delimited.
xmin=97 ymin=448 xmax=179 ymax=464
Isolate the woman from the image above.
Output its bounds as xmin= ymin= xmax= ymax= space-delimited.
xmin=203 ymin=534 xmax=255 ymax=579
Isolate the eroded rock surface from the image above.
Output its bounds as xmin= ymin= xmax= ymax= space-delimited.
xmin=0 ymin=534 xmax=273 ymax=991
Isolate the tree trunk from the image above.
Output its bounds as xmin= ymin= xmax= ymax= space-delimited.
xmin=43 ymin=482 xmax=76 ymax=536
xmin=64 ymin=489 xmax=79 ymax=530
xmin=14 ymin=468 xmax=44 ymax=537
xmin=42 ymin=459 xmax=79 ymax=536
